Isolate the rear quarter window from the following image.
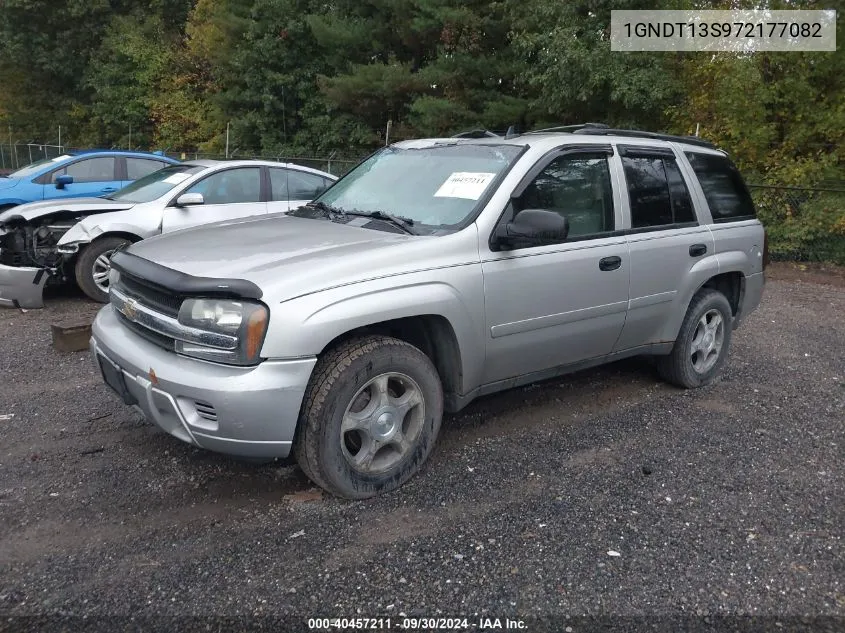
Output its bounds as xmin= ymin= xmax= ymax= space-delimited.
xmin=685 ymin=152 xmax=756 ymax=222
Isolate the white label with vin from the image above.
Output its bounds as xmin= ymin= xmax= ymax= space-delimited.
xmin=434 ymin=172 xmax=496 ymax=200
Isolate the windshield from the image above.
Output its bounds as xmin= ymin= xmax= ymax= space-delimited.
xmin=307 ymin=144 xmax=524 ymax=232
xmin=110 ymin=164 xmax=203 ymax=203
xmin=8 ymin=155 xmax=73 ymax=179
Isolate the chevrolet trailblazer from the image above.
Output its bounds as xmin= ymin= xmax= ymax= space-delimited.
xmin=90 ymin=125 xmax=766 ymax=498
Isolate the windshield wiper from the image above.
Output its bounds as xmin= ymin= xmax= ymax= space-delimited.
xmin=343 ymin=210 xmax=419 ymax=235
xmin=303 ymin=200 xmax=347 ymax=219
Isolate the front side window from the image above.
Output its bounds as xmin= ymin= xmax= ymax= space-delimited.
xmin=185 ymin=168 xmax=262 ymax=205
xmin=622 ymin=154 xmax=695 ymax=228
xmin=56 ymin=157 xmax=116 ymax=183
xmin=685 ymin=152 xmax=756 ymax=222
xmin=270 ymin=169 xmax=331 ymax=201
xmin=304 ymin=144 xmax=524 ymax=232
xmin=515 ymin=153 xmax=615 ymax=239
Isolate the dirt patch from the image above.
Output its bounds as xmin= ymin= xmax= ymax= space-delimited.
xmin=766 ymin=261 xmax=845 ymax=287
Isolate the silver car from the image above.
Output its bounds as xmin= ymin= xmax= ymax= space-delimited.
xmin=0 ymin=160 xmax=336 ymax=306
xmin=90 ymin=127 xmax=766 ymax=498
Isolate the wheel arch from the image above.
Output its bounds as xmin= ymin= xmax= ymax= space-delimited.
xmin=658 ymin=269 xmax=745 ymax=344
xmin=90 ymin=230 xmax=144 ymax=245
xmin=317 ymin=314 xmax=464 ymax=410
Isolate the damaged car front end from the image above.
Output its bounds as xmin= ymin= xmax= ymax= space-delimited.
xmin=0 ymin=203 xmax=131 ymax=308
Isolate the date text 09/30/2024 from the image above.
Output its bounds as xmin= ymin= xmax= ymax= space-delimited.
xmin=307 ymin=617 xmax=529 ymax=630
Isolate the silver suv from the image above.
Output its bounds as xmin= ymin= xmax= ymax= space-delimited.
xmin=90 ymin=126 xmax=767 ymax=498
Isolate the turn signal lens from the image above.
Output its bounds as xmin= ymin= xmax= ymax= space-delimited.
xmin=245 ymin=308 xmax=269 ymax=361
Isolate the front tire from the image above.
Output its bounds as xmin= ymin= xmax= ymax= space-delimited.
xmin=293 ymin=336 xmax=444 ymax=499
xmin=657 ymin=288 xmax=733 ymax=389
xmin=75 ymin=236 xmax=131 ymax=303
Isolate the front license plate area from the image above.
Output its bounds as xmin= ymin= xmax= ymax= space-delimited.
xmin=98 ymin=355 xmax=138 ymax=406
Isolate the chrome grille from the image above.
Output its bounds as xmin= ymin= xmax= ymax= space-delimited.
xmin=115 ymin=311 xmax=175 ymax=351
xmin=110 ymin=287 xmax=238 ymax=353
xmin=117 ymin=273 xmax=182 ymax=318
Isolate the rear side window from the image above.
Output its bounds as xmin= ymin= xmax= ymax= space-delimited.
xmin=126 ymin=158 xmax=168 ymax=180
xmin=685 ymin=153 xmax=756 ymax=222
xmin=270 ymin=169 xmax=331 ymax=201
xmin=621 ymin=154 xmax=695 ymax=228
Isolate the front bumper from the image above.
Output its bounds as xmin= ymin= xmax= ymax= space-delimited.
xmin=0 ymin=263 xmax=48 ymax=308
xmin=91 ymin=305 xmax=317 ymax=458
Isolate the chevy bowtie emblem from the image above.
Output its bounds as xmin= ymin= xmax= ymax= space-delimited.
xmin=122 ymin=298 xmax=139 ymax=321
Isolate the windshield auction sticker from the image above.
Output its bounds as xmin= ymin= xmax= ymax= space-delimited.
xmin=434 ymin=172 xmax=496 ymax=200
xmin=611 ymin=9 xmax=836 ymax=52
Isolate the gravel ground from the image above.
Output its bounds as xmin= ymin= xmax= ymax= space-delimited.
xmin=0 ymin=268 xmax=843 ymax=632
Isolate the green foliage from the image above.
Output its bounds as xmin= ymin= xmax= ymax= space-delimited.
xmin=0 ymin=0 xmax=842 ymax=262
xmin=755 ymin=191 xmax=845 ymax=265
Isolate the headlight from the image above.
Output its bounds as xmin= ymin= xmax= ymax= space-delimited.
xmin=176 ymin=298 xmax=269 ymax=366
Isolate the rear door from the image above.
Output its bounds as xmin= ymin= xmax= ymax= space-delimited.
xmin=481 ymin=146 xmax=630 ymax=383
xmin=267 ymin=167 xmax=333 ymax=214
xmin=42 ymin=157 xmax=120 ymax=200
xmin=612 ymin=145 xmax=715 ymax=351
xmin=161 ymin=166 xmax=267 ymax=233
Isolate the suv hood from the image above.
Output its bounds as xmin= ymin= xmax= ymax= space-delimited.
xmin=129 ymin=214 xmax=469 ymax=303
xmin=0 ymin=197 xmax=136 ymax=224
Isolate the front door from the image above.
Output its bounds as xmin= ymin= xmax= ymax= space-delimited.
xmin=481 ymin=148 xmax=630 ymax=384
xmin=43 ymin=157 xmax=120 ymax=200
xmin=161 ymin=166 xmax=267 ymax=233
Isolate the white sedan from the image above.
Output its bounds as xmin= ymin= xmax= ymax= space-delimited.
xmin=0 ymin=160 xmax=337 ymax=306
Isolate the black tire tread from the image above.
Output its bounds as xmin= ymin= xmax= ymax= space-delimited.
xmin=293 ymin=335 xmax=433 ymax=498
xmin=656 ymin=288 xmax=733 ymax=389
xmin=74 ymin=236 xmax=131 ymax=303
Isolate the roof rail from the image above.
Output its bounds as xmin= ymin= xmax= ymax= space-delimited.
xmin=574 ymin=128 xmax=717 ymax=149
xmin=452 ymin=129 xmax=502 ymax=139
xmin=526 ymin=123 xmax=609 ymax=134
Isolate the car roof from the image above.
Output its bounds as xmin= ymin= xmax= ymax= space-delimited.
xmin=393 ymin=128 xmax=727 ymax=157
xmin=179 ymin=159 xmax=337 ymax=179
xmin=65 ymin=149 xmax=179 ymax=161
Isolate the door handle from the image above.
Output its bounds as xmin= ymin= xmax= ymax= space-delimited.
xmin=689 ymin=244 xmax=707 ymax=257
xmin=599 ymin=256 xmax=622 ymax=271
xmin=101 ymin=187 xmax=118 ymax=193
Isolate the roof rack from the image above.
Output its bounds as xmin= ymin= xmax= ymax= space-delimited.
xmin=452 ymin=129 xmax=502 ymax=139
xmin=574 ymin=128 xmax=717 ymax=149
xmin=526 ymin=123 xmax=609 ymax=134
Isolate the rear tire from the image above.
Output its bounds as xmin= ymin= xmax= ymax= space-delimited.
xmin=75 ymin=236 xmax=131 ymax=303
xmin=657 ymin=289 xmax=733 ymax=389
xmin=293 ymin=336 xmax=443 ymax=499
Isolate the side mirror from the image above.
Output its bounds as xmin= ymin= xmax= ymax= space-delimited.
xmin=175 ymin=192 xmax=204 ymax=207
xmin=493 ymin=209 xmax=569 ymax=250
xmin=55 ymin=175 xmax=74 ymax=189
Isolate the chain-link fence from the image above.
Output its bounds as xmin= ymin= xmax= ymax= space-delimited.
xmin=0 ymin=143 xmax=66 ymax=173
xmin=0 ymin=143 xmax=362 ymax=177
xmin=749 ymin=184 xmax=845 ymax=265
xmin=2 ymin=143 xmax=843 ymax=264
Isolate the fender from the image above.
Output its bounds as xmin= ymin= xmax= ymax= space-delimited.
xmin=57 ymin=222 xmax=148 ymax=251
xmin=261 ymin=270 xmax=487 ymax=395
xmin=655 ymin=254 xmax=722 ymax=344
xmin=0 ymin=198 xmax=28 ymax=209
xmin=656 ymin=249 xmax=759 ymax=344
